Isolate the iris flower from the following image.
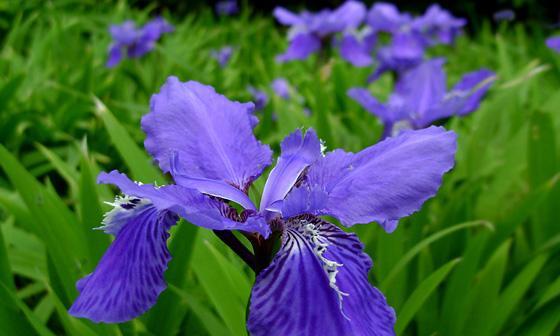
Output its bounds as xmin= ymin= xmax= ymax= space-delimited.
xmin=211 ymin=46 xmax=234 ymax=67
xmin=348 ymin=58 xmax=495 ymax=139
xmin=546 ymin=36 xmax=560 ymax=53
xmin=274 ymin=1 xmax=366 ymax=62
xmin=69 ymin=77 xmax=457 ymax=335
xmin=340 ymin=3 xmax=466 ymax=81
xmin=271 ymin=77 xmax=291 ymax=100
xmin=106 ymin=17 xmax=173 ymax=68
xmin=216 ymin=0 xmax=238 ymax=16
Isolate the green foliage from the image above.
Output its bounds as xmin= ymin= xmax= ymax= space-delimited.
xmin=0 ymin=1 xmax=559 ymax=335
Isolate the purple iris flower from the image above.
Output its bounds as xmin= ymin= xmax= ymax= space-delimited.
xmin=107 ymin=17 xmax=174 ymax=68
xmin=493 ymin=9 xmax=515 ymax=22
xmin=274 ymin=1 xmax=366 ymax=62
xmin=349 ymin=58 xmax=495 ymax=138
xmin=546 ymin=36 xmax=560 ymax=53
xmin=411 ymin=4 xmax=466 ymax=45
xmin=248 ymin=86 xmax=269 ymax=111
xmin=69 ymin=77 xmax=457 ymax=335
xmin=211 ymin=46 xmax=234 ymax=67
xmin=271 ymin=78 xmax=291 ymax=100
xmin=216 ymin=0 xmax=238 ymax=16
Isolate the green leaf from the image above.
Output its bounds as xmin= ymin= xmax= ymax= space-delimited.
xmin=395 ymin=258 xmax=461 ymax=334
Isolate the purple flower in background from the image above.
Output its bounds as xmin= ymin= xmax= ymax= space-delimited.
xmin=69 ymin=77 xmax=457 ymax=335
xmin=412 ymin=4 xmax=466 ymax=45
xmin=271 ymin=78 xmax=291 ymax=99
xmin=349 ymin=58 xmax=495 ymax=138
xmin=248 ymin=86 xmax=269 ymax=111
xmin=546 ymin=36 xmax=560 ymax=53
xmin=493 ymin=9 xmax=515 ymax=22
xmin=274 ymin=1 xmax=366 ymax=62
xmin=216 ymin=0 xmax=238 ymax=16
xmin=211 ymin=46 xmax=234 ymax=67
xmin=107 ymin=17 xmax=173 ymax=68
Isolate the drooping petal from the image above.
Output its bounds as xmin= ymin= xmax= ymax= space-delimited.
xmin=413 ymin=4 xmax=466 ymax=45
xmin=260 ymin=129 xmax=322 ymax=211
xmin=98 ymin=170 xmax=270 ymax=237
xmin=305 ymin=126 xmax=457 ymax=232
xmin=276 ymin=33 xmax=321 ymax=62
xmin=339 ymin=33 xmax=374 ymax=67
xmin=247 ymin=216 xmax=395 ymax=336
xmin=143 ymin=77 xmax=272 ymax=190
xmin=69 ymin=204 xmax=177 ymax=323
xmin=546 ymin=36 xmax=560 ymax=54
xmin=273 ymin=7 xmax=304 ymax=26
xmin=447 ymin=68 xmax=495 ymax=115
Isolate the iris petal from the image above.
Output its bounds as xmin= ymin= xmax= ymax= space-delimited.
xmin=276 ymin=33 xmax=321 ymax=62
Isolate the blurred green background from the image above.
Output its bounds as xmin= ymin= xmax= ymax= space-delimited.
xmin=0 ymin=1 xmax=559 ymax=335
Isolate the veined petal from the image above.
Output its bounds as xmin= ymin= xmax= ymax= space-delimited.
xmin=247 ymin=216 xmax=395 ymax=336
xmin=98 ymin=170 xmax=270 ymax=237
xmin=260 ymin=129 xmax=321 ymax=211
xmin=276 ymin=33 xmax=321 ymax=62
xmin=143 ymin=77 xmax=272 ymax=190
xmin=305 ymin=126 xmax=457 ymax=232
xmin=69 ymin=204 xmax=177 ymax=323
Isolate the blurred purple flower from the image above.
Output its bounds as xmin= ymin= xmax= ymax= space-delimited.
xmin=493 ymin=9 xmax=515 ymax=22
xmin=271 ymin=78 xmax=291 ymax=99
xmin=216 ymin=0 xmax=238 ymax=16
xmin=274 ymin=1 xmax=366 ymax=62
xmin=412 ymin=4 xmax=466 ymax=45
xmin=107 ymin=17 xmax=173 ymax=68
xmin=69 ymin=77 xmax=457 ymax=335
xmin=349 ymin=58 xmax=495 ymax=138
xmin=546 ymin=36 xmax=560 ymax=53
xmin=248 ymin=86 xmax=269 ymax=111
xmin=211 ymin=46 xmax=234 ymax=67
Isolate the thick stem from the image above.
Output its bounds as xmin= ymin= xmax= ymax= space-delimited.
xmin=213 ymin=230 xmax=256 ymax=272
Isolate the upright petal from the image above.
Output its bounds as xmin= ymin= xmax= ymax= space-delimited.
xmin=98 ymin=170 xmax=270 ymax=237
xmin=109 ymin=21 xmax=138 ymax=45
xmin=366 ymin=2 xmax=408 ymax=33
xmin=144 ymin=77 xmax=272 ymax=190
xmin=276 ymin=33 xmax=321 ymax=62
xmin=69 ymin=204 xmax=177 ymax=323
xmin=274 ymin=7 xmax=304 ymax=26
xmin=546 ymin=36 xmax=560 ymax=54
xmin=260 ymin=129 xmax=321 ymax=211
xmin=331 ymin=0 xmax=367 ymax=30
xmin=305 ymin=126 xmax=457 ymax=232
xmin=247 ymin=216 xmax=395 ymax=336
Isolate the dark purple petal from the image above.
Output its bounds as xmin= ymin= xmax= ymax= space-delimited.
xmin=273 ymin=7 xmax=303 ymax=26
xmin=546 ymin=36 xmax=560 ymax=53
xmin=143 ymin=77 xmax=272 ymax=190
xmin=260 ymin=129 xmax=322 ymax=211
xmin=106 ymin=44 xmax=123 ymax=68
xmin=98 ymin=170 xmax=270 ymax=236
xmin=305 ymin=126 xmax=457 ymax=232
xmin=271 ymin=78 xmax=291 ymax=100
xmin=276 ymin=33 xmax=321 ymax=62
xmin=366 ymin=2 xmax=410 ymax=33
xmin=278 ymin=185 xmax=328 ymax=218
xmin=247 ymin=217 xmax=395 ymax=336
xmin=211 ymin=46 xmax=234 ymax=67
xmin=140 ymin=17 xmax=174 ymax=42
xmin=69 ymin=204 xmax=177 ymax=323
xmin=339 ymin=33 xmax=374 ymax=67
xmin=216 ymin=0 xmax=238 ymax=16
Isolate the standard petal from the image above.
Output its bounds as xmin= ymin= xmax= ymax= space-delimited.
xmin=260 ymin=129 xmax=322 ymax=211
xmin=276 ymin=33 xmax=321 ymax=62
xmin=273 ymin=7 xmax=303 ymax=26
xmin=546 ymin=36 xmax=560 ymax=53
xmin=366 ymin=2 xmax=408 ymax=33
xmin=339 ymin=34 xmax=374 ymax=67
xmin=332 ymin=0 xmax=367 ymax=30
xmin=143 ymin=77 xmax=272 ymax=190
xmin=69 ymin=204 xmax=177 ymax=323
xmin=305 ymin=126 xmax=457 ymax=232
xmin=98 ymin=170 xmax=270 ymax=237
xmin=247 ymin=216 xmax=395 ymax=336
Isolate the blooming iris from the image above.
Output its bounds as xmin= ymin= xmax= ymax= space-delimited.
xmin=348 ymin=58 xmax=495 ymax=139
xmin=69 ymin=77 xmax=457 ymax=335
xmin=340 ymin=3 xmax=466 ymax=81
xmin=211 ymin=46 xmax=234 ymax=67
xmin=546 ymin=36 xmax=560 ymax=53
xmin=274 ymin=1 xmax=366 ymax=62
xmin=107 ymin=17 xmax=174 ymax=68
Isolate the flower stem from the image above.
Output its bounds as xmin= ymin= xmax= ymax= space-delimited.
xmin=213 ymin=230 xmax=256 ymax=272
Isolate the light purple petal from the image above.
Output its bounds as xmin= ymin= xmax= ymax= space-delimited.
xmin=143 ymin=77 xmax=272 ymax=190
xmin=141 ymin=17 xmax=174 ymax=42
xmin=331 ymin=0 xmax=367 ymax=30
xmin=69 ymin=204 xmax=177 ymax=323
xmin=106 ymin=44 xmax=123 ymax=68
xmin=276 ymin=33 xmax=321 ymax=62
xmin=271 ymin=78 xmax=291 ymax=100
xmin=347 ymin=88 xmax=389 ymax=120
xmin=339 ymin=34 xmax=374 ymax=67
xmin=247 ymin=217 xmax=395 ymax=335
xmin=109 ymin=21 xmax=138 ymax=45
xmin=413 ymin=4 xmax=466 ymax=45
xmin=260 ymin=129 xmax=322 ymax=211
xmin=546 ymin=36 xmax=560 ymax=53
xmin=98 ymin=170 xmax=270 ymax=236
xmin=305 ymin=126 xmax=457 ymax=232
xmin=273 ymin=7 xmax=303 ymax=26
xmin=366 ymin=2 xmax=409 ymax=33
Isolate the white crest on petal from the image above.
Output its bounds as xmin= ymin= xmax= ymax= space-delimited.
xmin=97 ymin=195 xmax=151 ymax=236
